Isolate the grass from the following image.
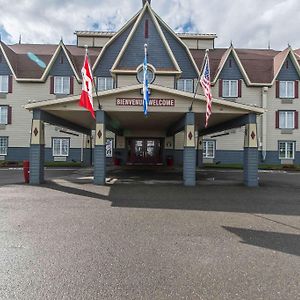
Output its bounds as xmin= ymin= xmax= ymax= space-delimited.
xmin=0 ymin=161 xmax=83 ymax=168
xmin=203 ymin=163 xmax=300 ymax=171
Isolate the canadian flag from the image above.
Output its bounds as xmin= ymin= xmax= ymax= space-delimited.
xmin=79 ymin=54 xmax=95 ymax=119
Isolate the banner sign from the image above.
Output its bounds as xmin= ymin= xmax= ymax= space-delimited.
xmin=116 ymin=98 xmax=175 ymax=107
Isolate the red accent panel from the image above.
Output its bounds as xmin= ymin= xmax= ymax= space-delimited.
xmin=295 ymin=111 xmax=299 ymax=129
xmin=8 ymin=75 xmax=13 ymax=93
xmin=70 ymin=77 xmax=74 ymax=94
xmin=295 ymin=81 xmax=299 ymax=98
xmin=238 ymin=80 xmax=242 ymax=97
xmin=50 ymin=76 xmax=54 ymax=94
xmin=7 ymin=106 xmax=12 ymax=124
xmin=275 ymin=111 xmax=279 ymax=128
xmin=275 ymin=80 xmax=279 ymax=98
xmin=145 ymin=19 xmax=149 ymax=38
xmin=219 ymin=79 xmax=223 ymax=97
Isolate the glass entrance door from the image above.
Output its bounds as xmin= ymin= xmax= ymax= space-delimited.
xmin=127 ymin=138 xmax=162 ymax=165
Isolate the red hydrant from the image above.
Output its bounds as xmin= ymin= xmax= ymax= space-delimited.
xmin=23 ymin=160 xmax=30 ymax=183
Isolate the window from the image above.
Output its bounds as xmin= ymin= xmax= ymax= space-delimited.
xmin=279 ymin=141 xmax=295 ymax=159
xmin=177 ymin=79 xmax=194 ymax=93
xmin=54 ymin=76 xmax=70 ymax=94
xmin=97 ymin=77 xmax=114 ymax=91
xmin=0 ymin=75 xmax=9 ymax=93
xmin=137 ymin=68 xmax=155 ymax=84
xmin=52 ymin=138 xmax=69 ymax=156
xmin=279 ymin=111 xmax=295 ymax=129
xmin=203 ymin=140 xmax=215 ymax=159
xmin=279 ymin=81 xmax=294 ymax=98
xmin=0 ymin=137 xmax=8 ymax=155
xmin=222 ymin=80 xmax=238 ymax=98
xmin=0 ymin=106 xmax=8 ymax=124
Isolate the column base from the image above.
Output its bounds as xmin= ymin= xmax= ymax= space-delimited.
xmin=244 ymin=147 xmax=258 ymax=187
xmin=29 ymin=144 xmax=45 ymax=185
xmin=94 ymin=145 xmax=106 ymax=185
xmin=183 ymin=147 xmax=196 ymax=186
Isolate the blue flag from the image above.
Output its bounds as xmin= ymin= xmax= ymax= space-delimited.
xmin=143 ymin=44 xmax=150 ymax=116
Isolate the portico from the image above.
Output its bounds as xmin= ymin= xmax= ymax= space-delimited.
xmin=25 ymin=84 xmax=264 ymax=187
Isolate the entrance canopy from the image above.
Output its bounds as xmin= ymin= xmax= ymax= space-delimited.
xmin=25 ymin=84 xmax=264 ymax=135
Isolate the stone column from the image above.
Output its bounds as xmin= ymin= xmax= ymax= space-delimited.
xmin=29 ymin=110 xmax=45 ymax=185
xmin=94 ymin=110 xmax=106 ymax=185
xmin=244 ymin=114 xmax=259 ymax=187
xmin=183 ymin=112 xmax=196 ymax=186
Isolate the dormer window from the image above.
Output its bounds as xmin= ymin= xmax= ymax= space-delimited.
xmin=0 ymin=75 xmax=9 ymax=93
xmin=279 ymin=81 xmax=294 ymax=98
xmin=137 ymin=67 xmax=155 ymax=84
xmin=222 ymin=80 xmax=238 ymax=98
xmin=54 ymin=76 xmax=70 ymax=94
xmin=177 ymin=79 xmax=194 ymax=93
xmin=97 ymin=77 xmax=114 ymax=91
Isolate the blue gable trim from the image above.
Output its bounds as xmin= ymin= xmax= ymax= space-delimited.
xmin=219 ymin=54 xmax=243 ymax=80
xmin=118 ymin=12 xmax=175 ymax=70
xmin=0 ymin=49 xmax=12 ymax=75
xmin=94 ymin=23 xmax=135 ymax=77
xmin=158 ymin=20 xmax=198 ymax=79
xmin=277 ymin=55 xmax=299 ymax=81
xmin=49 ymin=49 xmax=74 ymax=77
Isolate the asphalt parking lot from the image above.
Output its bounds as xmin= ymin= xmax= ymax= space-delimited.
xmin=0 ymin=167 xmax=299 ymax=299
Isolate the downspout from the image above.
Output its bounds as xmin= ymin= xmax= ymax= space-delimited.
xmin=261 ymin=86 xmax=268 ymax=161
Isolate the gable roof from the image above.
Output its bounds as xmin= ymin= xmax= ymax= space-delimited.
xmin=111 ymin=2 xmax=181 ymax=74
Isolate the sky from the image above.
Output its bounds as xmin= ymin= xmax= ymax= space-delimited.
xmin=0 ymin=0 xmax=299 ymax=49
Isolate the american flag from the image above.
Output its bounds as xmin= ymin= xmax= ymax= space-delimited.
xmin=200 ymin=53 xmax=212 ymax=127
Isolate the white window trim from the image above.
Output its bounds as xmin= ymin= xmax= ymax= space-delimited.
xmin=222 ymin=79 xmax=238 ymax=98
xmin=52 ymin=138 xmax=70 ymax=157
xmin=279 ymin=111 xmax=295 ymax=129
xmin=0 ymin=106 xmax=8 ymax=125
xmin=97 ymin=77 xmax=114 ymax=91
xmin=177 ymin=79 xmax=194 ymax=93
xmin=203 ymin=140 xmax=215 ymax=159
xmin=0 ymin=75 xmax=9 ymax=93
xmin=278 ymin=141 xmax=295 ymax=160
xmin=279 ymin=81 xmax=295 ymax=99
xmin=54 ymin=76 xmax=70 ymax=95
xmin=0 ymin=137 xmax=8 ymax=156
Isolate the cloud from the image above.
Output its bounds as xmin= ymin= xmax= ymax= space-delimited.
xmin=0 ymin=0 xmax=299 ymax=49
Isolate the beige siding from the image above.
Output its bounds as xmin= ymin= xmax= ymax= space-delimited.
xmin=153 ymin=76 xmax=175 ymax=88
xmin=77 ymin=37 xmax=94 ymax=47
xmin=117 ymin=75 xmax=138 ymax=88
xmin=2 ymin=78 xmax=84 ymax=149
xmin=266 ymin=85 xmax=300 ymax=151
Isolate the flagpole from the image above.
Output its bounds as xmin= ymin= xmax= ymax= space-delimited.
xmin=84 ymin=45 xmax=102 ymax=110
xmin=189 ymin=49 xmax=209 ymax=112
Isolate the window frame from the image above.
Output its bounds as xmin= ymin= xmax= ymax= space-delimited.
xmin=279 ymin=81 xmax=295 ymax=99
xmin=0 ymin=75 xmax=9 ymax=93
xmin=278 ymin=141 xmax=295 ymax=160
xmin=222 ymin=79 xmax=238 ymax=98
xmin=52 ymin=138 xmax=70 ymax=157
xmin=53 ymin=76 xmax=71 ymax=95
xmin=97 ymin=77 xmax=114 ymax=91
xmin=0 ymin=136 xmax=8 ymax=155
xmin=136 ymin=68 xmax=155 ymax=85
xmin=203 ymin=140 xmax=216 ymax=159
xmin=279 ymin=111 xmax=295 ymax=129
xmin=177 ymin=79 xmax=194 ymax=93
xmin=0 ymin=106 xmax=8 ymax=125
